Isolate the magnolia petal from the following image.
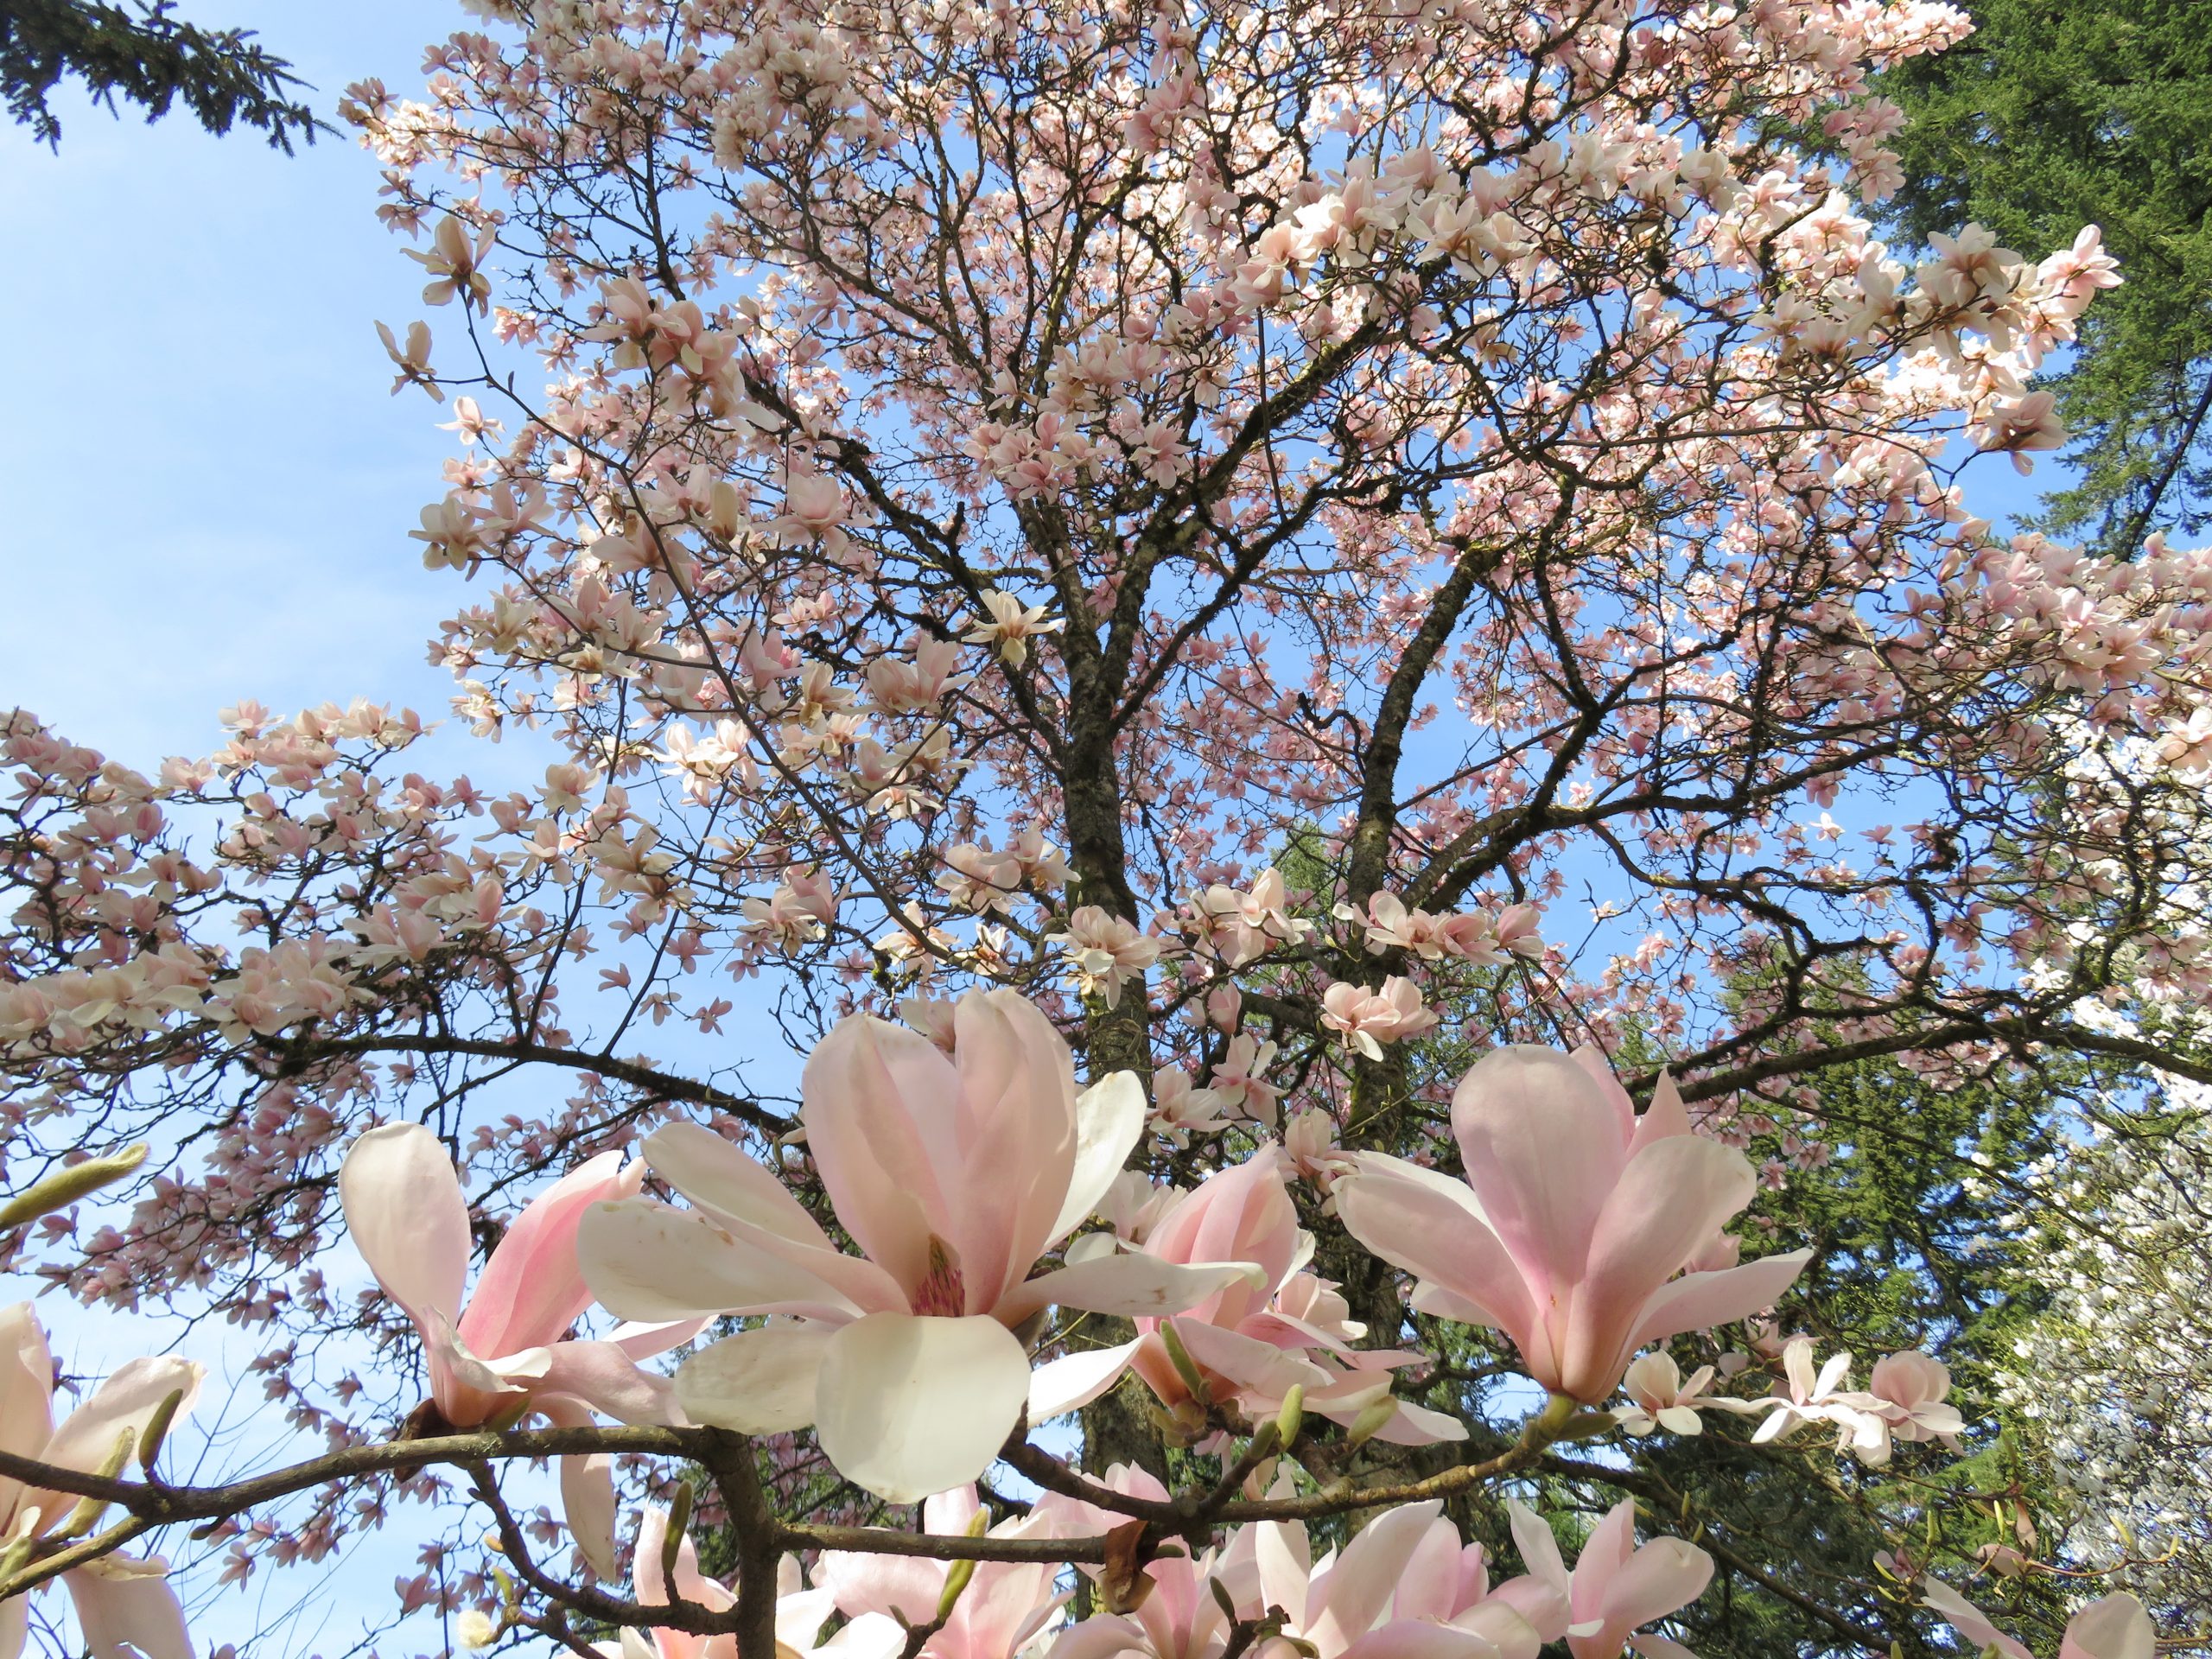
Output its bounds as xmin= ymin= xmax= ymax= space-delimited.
xmin=814 ymin=1313 xmax=1032 ymax=1502
xmin=1338 ymin=1623 xmax=1501 ymax=1659
xmin=677 ymin=1323 xmax=836 ymax=1434
xmin=63 ymin=1557 xmax=190 ymax=1659
xmin=996 ymin=1255 xmax=1262 ymax=1325
xmin=534 ymin=1395 xmax=617 ymax=1578
xmin=41 ymin=1357 xmax=204 ymax=1500
xmin=1337 ymin=1166 xmax=1536 ymax=1349
xmin=339 ymin=1122 xmax=472 ymax=1330
xmin=576 ymin=1198 xmax=860 ymax=1323
xmin=1627 ymin=1250 xmax=1813 ymax=1354
xmin=610 ymin=1317 xmax=709 ymax=1361
xmin=1049 ymin=1071 xmax=1147 ymax=1246
xmin=1308 ymin=1501 xmax=1446 ymax=1655
xmin=1029 ymin=1339 xmax=1142 ymax=1421
xmin=1450 ymin=1048 xmax=1627 ymax=1309
xmin=1596 ymin=1539 xmax=1713 ymax=1635
xmin=538 ymin=1341 xmax=682 ymax=1427
xmin=1920 ymin=1580 xmax=2032 ymax=1659
xmin=0 ymin=1593 xmax=22 ymax=1659
xmin=2062 ymin=1594 xmax=2155 ymax=1659
xmin=0 ymin=1306 xmax=53 ymax=1535
xmin=459 ymin=1149 xmax=636 ymax=1364
xmin=644 ymin=1122 xmax=834 ymax=1248
xmin=802 ymin=1015 xmax=958 ymax=1298
xmin=823 ymin=1612 xmax=908 ymax=1659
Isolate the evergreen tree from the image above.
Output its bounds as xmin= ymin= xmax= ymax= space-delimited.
xmin=1881 ymin=0 xmax=2212 ymax=550
xmin=3 ymin=0 xmax=321 ymax=151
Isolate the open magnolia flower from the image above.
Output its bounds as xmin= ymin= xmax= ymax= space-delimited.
xmin=339 ymin=1125 xmax=700 ymax=1572
xmin=577 ymin=990 xmax=1261 ymax=1500
xmin=1336 ymin=1046 xmax=1808 ymax=1403
xmin=1564 ymin=1502 xmax=1713 ymax=1659
xmin=1038 ymin=1155 xmax=1463 ymax=1445
xmin=820 ymin=1485 xmax=1065 ymax=1659
xmin=0 ymin=1303 xmax=203 ymax=1659
xmin=594 ymin=1505 xmax=906 ymax=1659
xmin=1918 ymin=1580 xmax=2153 ymax=1659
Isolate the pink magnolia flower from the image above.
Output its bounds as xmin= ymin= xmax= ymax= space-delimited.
xmin=1217 ymin=1496 xmax=1573 ymax=1659
xmin=1320 ymin=977 xmax=1440 ymax=1061
xmin=1919 ymin=1582 xmax=2153 ymax=1659
xmin=819 ymin=1486 xmax=1064 ymax=1659
xmin=1335 ymin=1046 xmax=1809 ymax=1403
xmin=1613 ymin=1352 xmax=1724 ymax=1437
xmin=577 ymin=990 xmax=1259 ymax=1500
xmin=1036 ymin=1155 xmax=1463 ymax=1446
xmin=339 ymin=1125 xmax=698 ymax=1572
xmin=607 ymin=1506 xmax=904 ymax=1659
xmin=1564 ymin=1501 xmax=1713 ymax=1659
xmin=1865 ymin=1350 xmax=1963 ymax=1455
xmin=0 ymin=1302 xmax=204 ymax=1659
xmin=1039 ymin=1466 xmax=1246 ymax=1659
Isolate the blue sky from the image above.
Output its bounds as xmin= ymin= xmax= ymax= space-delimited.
xmin=0 ymin=1 xmax=477 ymax=771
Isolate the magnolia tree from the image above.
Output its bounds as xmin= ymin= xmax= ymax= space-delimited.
xmin=3 ymin=0 xmax=2210 ymax=1653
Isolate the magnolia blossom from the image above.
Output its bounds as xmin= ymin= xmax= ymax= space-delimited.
xmin=1919 ymin=1582 xmax=2153 ymax=1659
xmin=339 ymin=1126 xmax=697 ymax=1571
xmin=964 ymin=591 xmax=1064 ymax=666
xmin=1209 ymin=1495 xmax=1580 ymax=1659
xmin=1336 ymin=1047 xmax=1808 ymax=1402
xmin=1189 ymin=870 xmax=1311 ymax=967
xmin=577 ymin=991 xmax=1259 ymax=1500
xmin=1319 ymin=976 xmax=1440 ymax=1060
xmin=820 ymin=1487 xmax=1065 ymax=1659
xmin=1565 ymin=1502 xmax=1713 ymax=1659
xmin=1039 ymin=1156 xmax=1463 ymax=1445
xmin=1059 ymin=906 xmax=1164 ymax=1007
xmin=0 ymin=1303 xmax=202 ymax=1659
xmin=1613 ymin=1352 xmax=1726 ymax=1436
xmin=596 ymin=1506 xmax=905 ymax=1659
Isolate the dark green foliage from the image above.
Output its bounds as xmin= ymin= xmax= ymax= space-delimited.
xmin=3 ymin=0 xmax=322 ymax=151
xmin=1880 ymin=0 xmax=2212 ymax=550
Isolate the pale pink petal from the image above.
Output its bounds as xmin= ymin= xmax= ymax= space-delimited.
xmin=461 ymin=1150 xmax=637 ymax=1361
xmin=1310 ymin=1500 xmax=1446 ymax=1652
xmin=803 ymin=1014 xmax=959 ymax=1298
xmin=1568 ymin=1502 xmax=1637 ymax=1630
xmin=537 ymin=1341 xmax=682 ymax=1426
xmin=2060 ymin=1595 xmax=2155 ymax=1659
xmin=641 ymin=1123 xmax=836 ymax=1249
xmin=41 ymin=1357 xmax=203 ymax=1501
xmin=610 ymin=1318 xmax=709 ymax=1361
xmin=1389 ymin=1516 xmax=1464 ymax=1624
xmin=1919 ymin=1580 xmax=2031 ymax=1659
xmin=575 ymin=1199 xmax=862 ymax=1322
xmin=1561 ymin=1138 xmax=1758 ymax=1401
xmin=537 ymin=1395 xmax=618 ymax=1579
xmin=814 ymin=1313 xmax=1033 ymax=1502
xmin=1336 ymin=1162 xmax=1541 ymax=1370
xmin=1048 ymin=1071 xmax=1148 ymax=1245
xmin=1569 ymin=1046 xmax=1637 ymax=1142
xmin=339 ymin=1122 xmax=471 ymax=1332
xmin=636 ymin=1503 xmax=737 ymax=1612
xmin=823 ymin=1612 xmax=907 ymax=1659
xmin=1165 ymin=1319 xmax=1328 ymax=1397
xmin=0 ymin=1305 xmax=54 ymax=1535
xmin=1029 ymin=1338 xmax=1141 ymax=1421
xmin=1335 ymin=1620 xmax=1500 ymax=1659
xmin=995 ymin=1254 xmax=1262 ymax=1325
xmin=943 ymin=991 xmax=1079 ymax=1306
xmin=0 ymin=1592 xmax=22 ymax=1659
xmin=676 ymin=1323 xmax=836 ymax=1433
xmin=1595 ymin=1540 xmax=1712 ymax=1636
xmin=1451 ymin=1048 xmax=1627 ymax=1309
xmin=1626 ymin=1251 xmax=1812 ymax=1353
xmin=63 ymin=1557 xmax=191 ymax=1659
xmin=1624 ymin=1074 xmax=1693 ymax=1159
